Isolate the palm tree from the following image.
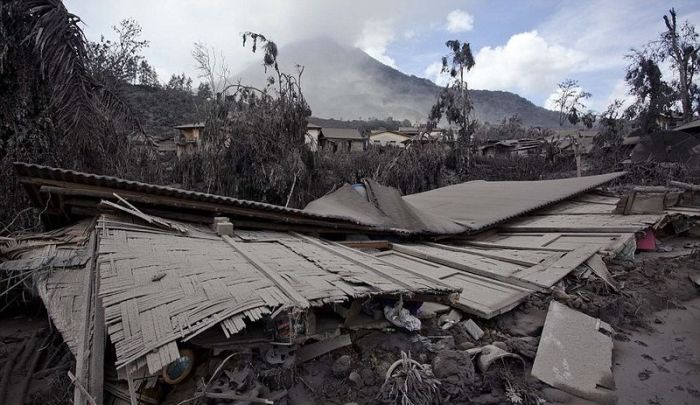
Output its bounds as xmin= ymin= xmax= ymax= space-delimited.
xmin=0 ymin=0 xmax=141 ymax=232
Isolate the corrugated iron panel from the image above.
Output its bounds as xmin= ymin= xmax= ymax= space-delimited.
xmin=403 ymin=172 xmax=625 ymax=231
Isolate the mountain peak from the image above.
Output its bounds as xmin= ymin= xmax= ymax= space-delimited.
xmin=234 ymin=36 xmax=561 ymax=126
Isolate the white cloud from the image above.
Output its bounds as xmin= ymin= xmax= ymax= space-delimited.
xmin=446 ymin=9 xmax=474 ymax=33
xmin=601 ymin=79 xmax=634 ymax=110
xmin=539 ymin=1 xmax=700 ymax=72
xmin=64 ymin=0 xmax=463 ymax=80
xmin=424 ymin=61 xmax=450 ymax=86
xmin=354 ymin=20 xmax=397 ymax=68
xmin=466 ymin=31 xmax=587 ymax=94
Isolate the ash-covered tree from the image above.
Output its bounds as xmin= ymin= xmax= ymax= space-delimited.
xmin=659 ymin=8 xmax=699 ymax=122
xmin=624 ymin=50 xmax=674 ymax=133
xmin=165 ymin=73 xmax=193 ymax=93
xmin=552 ymin=79 xmax=595 ymax=128
xmin=0 ymin=0 xmax=148 ymax=233
xmin=592 ymin=100 xmax=629 ymax=168
xmin=196 ymin=83 xmax=213 ymax=100
xmin=183 ymin=33 xmax=311 ymax=206
xmin=428 ymin=39 xmax=476 ymax=173
xmin=87 ymin=18 xmax=158 ymax=86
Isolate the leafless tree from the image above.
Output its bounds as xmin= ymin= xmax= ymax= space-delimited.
xmin=660 ymin=8 xmax=699 ymax=122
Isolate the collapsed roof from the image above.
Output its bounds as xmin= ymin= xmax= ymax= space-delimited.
xmin=303 ymin=179 xmax=469 ymax=235
xmin=16 ymin=162 xmax=624 ymax=237
xmin=630 ymin=130 xmax=700 ymax=167
xmin=1 ymin=214 xmax=458 ymax=376
xmin=14 ymin=162 xmax=391 ymax=234
xmin=5 ymin=162 xmax=700 ymax=405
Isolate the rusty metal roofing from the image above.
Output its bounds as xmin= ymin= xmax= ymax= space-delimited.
xmin=403 ymin=172 xmax=626 ymax=231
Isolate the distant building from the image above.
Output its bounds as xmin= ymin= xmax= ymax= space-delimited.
xmin=368 ymin=130 xmax=411 ymax=148
xmin=403 ymin=130 xmax=451 ymax=148
xmin=397 ymin=126 xmax=420 ymax=136
xmin=549 ymin=129 xmax=598 ymax=155
xmin=174 ymin=122 xmax=205 ymax=158
xmin=317 ymin=127 xmax=365 ymax=152
xmin=305 ymin=123 xmax=323 ymax=151
xmin=657 ymin=111 xmax=684 ymax=130
xmin=153 ymin=134 xmax=177 ymax=154
xmin=480 ymin=138 xmax=545 ymax=158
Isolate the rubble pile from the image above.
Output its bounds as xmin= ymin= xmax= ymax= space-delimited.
xmin=1 ymin=164 xmax=699 ymax=404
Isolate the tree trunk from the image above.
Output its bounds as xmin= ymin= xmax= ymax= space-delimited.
xmin=460 ymin=66 xmax=471 ymax=169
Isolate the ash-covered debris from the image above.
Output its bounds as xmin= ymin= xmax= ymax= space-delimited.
xmin=2 ymin=168 xmax=699 ymax=404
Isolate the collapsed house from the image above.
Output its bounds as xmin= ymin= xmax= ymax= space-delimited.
xmin=2 ymin=162 xmax=700 ymax=404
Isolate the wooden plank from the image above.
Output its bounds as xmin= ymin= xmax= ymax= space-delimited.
xmin=292 ymin=233 xmax=454 ymax=292
xmin=670 ymin=180 xmax=700 ymax=191
xmin=513 ymin=246 xmax=599 ymax=287
xmin=379 ymin=251 xmax=532 ymax=319
xmin=339 ymin=240 xmax=391 ymax=250
xmin=500 ymin=214 xmax=662 ymax=233
xmin=68 ymin=371 xmax=98 ymax=405
xmin=460 ymin=240 xmax=570 ymax=252
xmin=423 ymin=242 xmax=542 ymax=266
xmin=585 ymin=254 xmax=619 ymax=291
xmin=538 ymin=233 xmax=562 ymax=247
xmin=125 ymin=368 xmax=138 ymax=405
xmin=73 ymin=231 xmax=98 ymax=405
xmin=88 ymin=261 xmax=105 ymax=405
xmin=391 ymin=244 xmax=546 ymax=292
xmin=296 ymin=334 xmax=352 ymax=363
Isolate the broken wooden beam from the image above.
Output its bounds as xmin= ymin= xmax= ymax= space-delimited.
xmin=339 ymin=240 xmax=391 ymax=250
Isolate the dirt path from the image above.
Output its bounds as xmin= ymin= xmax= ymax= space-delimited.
xmin=613 ymin=297 xmax=700 ymax=405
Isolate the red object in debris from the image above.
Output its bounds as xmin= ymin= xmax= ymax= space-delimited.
xmin=636 ymin=229 xmax=657 ymax=251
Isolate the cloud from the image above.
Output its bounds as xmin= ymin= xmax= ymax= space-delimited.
xmin=446 ymin=9 xmax=474 ymax=33
xmin=539 ymin=1 xmax=700 ymax=72
xmin=601 ymin=79 xmax=635 ymax=110
xmin=64 ymin=0 xmax=461 ymax=81
xmin=354 ymin=20 xmax=397 ymax=68
xmin=424 ymin=61 xmax=450 ymax=86
xmin=465 ymin=31 xmax=586 ymax=95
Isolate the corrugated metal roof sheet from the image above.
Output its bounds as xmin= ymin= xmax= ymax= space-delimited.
xmin=403 ymin=172 xmax=625 ymax=231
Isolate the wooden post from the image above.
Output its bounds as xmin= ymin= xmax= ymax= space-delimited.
xmin=74 ymin=232 xmax=98 ymax=405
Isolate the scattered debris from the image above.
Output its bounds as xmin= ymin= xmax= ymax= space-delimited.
xmin=431 ymin=350 xmax=477 ymax=398
xmin=213 ymin=216 xmax=234 ymax=236
xmin=585 ymin=254 xmax=619 ymax=291
xmin=384 ymin=299 xmax=422 ymax=331
xmin=3 ymin=163 xmax=699 ymax=405
xmin=531 ymin=301 xmax=616 ymax=404
xmin=474 ymin=344 xmax=524 ymax=375
xmin=461 ymin=319 xmax=484 ymax=340
xmin=296 ymin=334 xmax=352 ymax=364
xmin=438 ymin=309 xmax=462 ymax=330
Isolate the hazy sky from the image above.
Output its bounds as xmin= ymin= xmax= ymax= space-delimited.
xmin=65 ymin=0 xmax=700 ymax=112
